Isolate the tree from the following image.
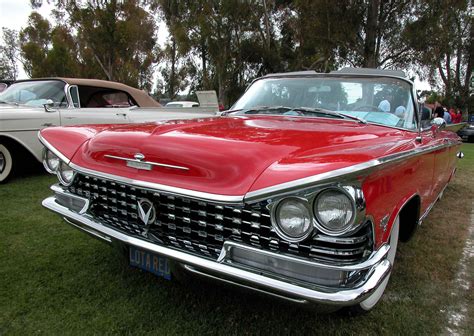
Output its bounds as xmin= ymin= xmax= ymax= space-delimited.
xmin=0 ymin=28 xmax=19 ymax=79
xmin=407 ymin=0 xmax=472 ymax=109
xmin=23 ymin=0 xmax=159 ymax=90
xmin=19 ymin=12 xmax=51 ymax=77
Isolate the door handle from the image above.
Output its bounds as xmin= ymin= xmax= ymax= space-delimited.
xmin=116 ymin=113 xmax=127 ymax=117
xmin=41 ymin=123 xmax=55 ymax=127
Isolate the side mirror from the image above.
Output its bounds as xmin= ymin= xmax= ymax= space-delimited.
xmin=430 ymin=117 xmax=446 ymax=136
xmin=43 ymin=99 xmax=55 ymax=112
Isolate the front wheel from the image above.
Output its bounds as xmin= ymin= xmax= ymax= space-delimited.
xmin=347 ymin=216 xmax=399 ymax=313
xmin=0 ymin=143 xmax=14 ymax=183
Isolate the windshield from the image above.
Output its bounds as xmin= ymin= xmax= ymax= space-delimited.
xmin=231 ymin=77 xmax=417 ymax=130
xmin=0 ymin=80 xmax=67 ymax=107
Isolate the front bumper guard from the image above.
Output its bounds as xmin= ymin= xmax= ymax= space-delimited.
xmin=42 ymin=194 xmax=391 ymax=306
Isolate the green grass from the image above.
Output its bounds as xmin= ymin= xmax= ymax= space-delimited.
xmin=1 ymin=144 xmax=473 ymax=335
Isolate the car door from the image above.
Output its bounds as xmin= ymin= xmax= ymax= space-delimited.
xmin=59 ymin=86 xmax=132 ymax=126
xmin=429 ymin=127 xmax=452 ymax=199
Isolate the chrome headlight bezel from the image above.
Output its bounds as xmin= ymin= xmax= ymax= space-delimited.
xmin=313 ymin=187 xmax=356 ymax=236
xmin=57 ymin=160 xmax=76 ymax=186
xmin=42 ymin=148 xmax=60 ymax=174
xmin=270 ymin=196 xmax=314 ymax=243
xmin=268 ymin=184 xmax=366 ymax=242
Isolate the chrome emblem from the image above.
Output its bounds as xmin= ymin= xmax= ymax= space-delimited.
xmin=134 ymin=153 xmax=145 ymax=161
xmin=137 ymin=198 xmax=156 ymax=226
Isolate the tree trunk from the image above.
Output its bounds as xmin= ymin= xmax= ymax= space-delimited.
xmin=169 ymin=38 xmax=176 ymax=98
xmin=363 ymin=0 xmax=379 ymax=68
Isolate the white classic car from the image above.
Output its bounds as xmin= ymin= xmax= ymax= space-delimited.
xmin=0 ymin=78 xmax=219 ymax=182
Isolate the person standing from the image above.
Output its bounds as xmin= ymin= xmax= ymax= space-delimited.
xmin=443 ymin=107 xmax=452 ymax=124
xmin=449 ymin=108 xmax=456 ymax=121
xmin=453 ymin=108 xmax=462 ymax=123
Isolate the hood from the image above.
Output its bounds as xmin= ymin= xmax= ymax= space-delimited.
xmin=43 ymin=116 xmax=415 ymax=197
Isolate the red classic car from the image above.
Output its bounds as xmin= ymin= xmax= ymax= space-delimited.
xmin=39 ymin=68 xmax=462 ymax=312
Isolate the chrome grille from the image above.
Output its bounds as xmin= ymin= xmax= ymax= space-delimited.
xmin=69 ymin=174 xmax=373 ymax=262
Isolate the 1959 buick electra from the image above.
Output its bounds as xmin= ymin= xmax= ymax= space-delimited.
xmin=40 ymin=68 xmax=462 ymax=312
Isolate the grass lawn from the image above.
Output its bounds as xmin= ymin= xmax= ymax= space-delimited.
xmin=1 ymin=144 xmax=473 ymax=335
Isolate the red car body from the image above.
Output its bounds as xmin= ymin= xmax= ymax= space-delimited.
xmin=40 ymin=68 xmax=462 ymax=312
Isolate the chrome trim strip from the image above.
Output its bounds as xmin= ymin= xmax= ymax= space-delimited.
xmin=51 ymin=184 xmax=90 ymax=214
xmin=419 ymin=184 xmax=448 ymax=224
xmin=218 ymin=240 xmax=389 ymax=272
xmin=68 ymin=162 xmax=244 ymax=204
xmin=38 ymin=132 xmax=71 ymax=164
xmin=245 ymin=141 xmax=456 ymax=202
xmin=104 ymin=154 xmax=190 ymax=171
xmin=43 ymin=195 xmax=392 ymax=305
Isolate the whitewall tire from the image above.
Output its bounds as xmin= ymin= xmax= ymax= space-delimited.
xmin=0 ymin=143 xmax=14 ymax=183
xmin=349 ymin=216 xmax=399 ymax=313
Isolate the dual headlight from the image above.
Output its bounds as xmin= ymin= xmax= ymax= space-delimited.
xmin=42 ymin=149 xmax=76 ymax=186
xmin=271 ymin=187 xmax=361 ymax=242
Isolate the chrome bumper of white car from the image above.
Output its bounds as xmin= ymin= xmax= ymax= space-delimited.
xmin=42 ymin=190 xmax=392 ymax=306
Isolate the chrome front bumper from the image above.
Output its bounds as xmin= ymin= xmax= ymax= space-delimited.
xmin=42 ymin=193 xmax=392 ymax=306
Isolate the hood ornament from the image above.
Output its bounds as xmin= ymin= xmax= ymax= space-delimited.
xmin=105 ymin=154 xmax=189 ymax=171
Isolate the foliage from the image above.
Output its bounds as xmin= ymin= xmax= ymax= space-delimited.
xmin=406 ymin=0 xmax=473 ymax=109
xmin=12 ymin=0 xmax=474 ymax=108
xmin=20 ymin=0 xmax=158 ymax=90
xmin=0 ymin=28 xmax=19 ymax=80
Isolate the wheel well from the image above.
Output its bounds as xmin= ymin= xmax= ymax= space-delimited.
xmin=0 ymin=135 xmax=37 ymax=164
xmin=398 ymin=195 xmax=421 ymax=242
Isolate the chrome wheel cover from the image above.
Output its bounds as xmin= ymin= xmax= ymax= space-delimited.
xmin=0 ymin=151 xmax=5 ymax=174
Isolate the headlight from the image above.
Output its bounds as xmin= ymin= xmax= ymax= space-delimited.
xmin=43 ymin=149 xmax=60 ymax=173
xmin=57 ymin=161 xmax=76 ymax=186
xmin=272 ymin=197 xmax=313 ymax=242
xmin=314 ymin=188 xmax=355 ymax=235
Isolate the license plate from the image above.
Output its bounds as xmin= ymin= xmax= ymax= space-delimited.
xmin=462 ymin=135 xmax=468 ymax=140
xmin=129 ymin=246 xmax=171 ymax=280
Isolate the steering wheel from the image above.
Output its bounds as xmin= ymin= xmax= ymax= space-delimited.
xmin=353 ymin=105 xmax=380 ymax=112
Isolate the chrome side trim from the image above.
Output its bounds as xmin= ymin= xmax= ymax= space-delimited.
xmin=104 ymin=154 xmax=190 ymax=171
xmin=43 ymin=195 xmax=392 ymax=306
xmin=245 ymin=141 xmax=458 ymax=202
xmin=68 ymin=162 xmax=244 ymax=204
xmin=419 ymin=184 xmax=449 ymax=224
xmin=38 ymin=132 xmax=71 ymax=164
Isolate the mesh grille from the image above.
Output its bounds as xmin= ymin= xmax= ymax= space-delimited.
xmin=69 ymin=174 xmax=373 ymax=263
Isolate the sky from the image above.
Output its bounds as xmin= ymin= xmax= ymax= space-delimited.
xmin=0 ymin=0 xmax=431 ymax=91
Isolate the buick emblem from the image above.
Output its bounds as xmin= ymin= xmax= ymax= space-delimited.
xmin=134 ymin=153 xmax=145 ymax=161
xmin=137 ymin=198 xmax=156 ymax=226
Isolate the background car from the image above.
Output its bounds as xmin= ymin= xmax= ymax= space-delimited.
xmin=0 ymin=78 xmax=219 ymax=183
xmin=457 ymin=120 xmax=474 ymax=142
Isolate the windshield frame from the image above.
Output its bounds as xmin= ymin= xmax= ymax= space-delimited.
xmin=0 ymin=79 xmax=72 ymax=108
xmin=232 ymin=73 xmax=419 ymax=132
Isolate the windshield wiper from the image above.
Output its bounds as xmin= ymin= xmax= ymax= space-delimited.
xmin=225 ymin=106 xmax=367 ymax=124
xmin=296 ymin=107 xmax=367 ymax=124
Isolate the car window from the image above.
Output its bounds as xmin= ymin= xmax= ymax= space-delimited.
xmin=0 ymin=80 xmax=67 ymax=107
xmin=77 ymin=86 xmax=136 ymax=108
xmin=69 ymin=85 xmax=80 ymax=108
xmin=232 ymin=77 xmax=417 ymax=130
